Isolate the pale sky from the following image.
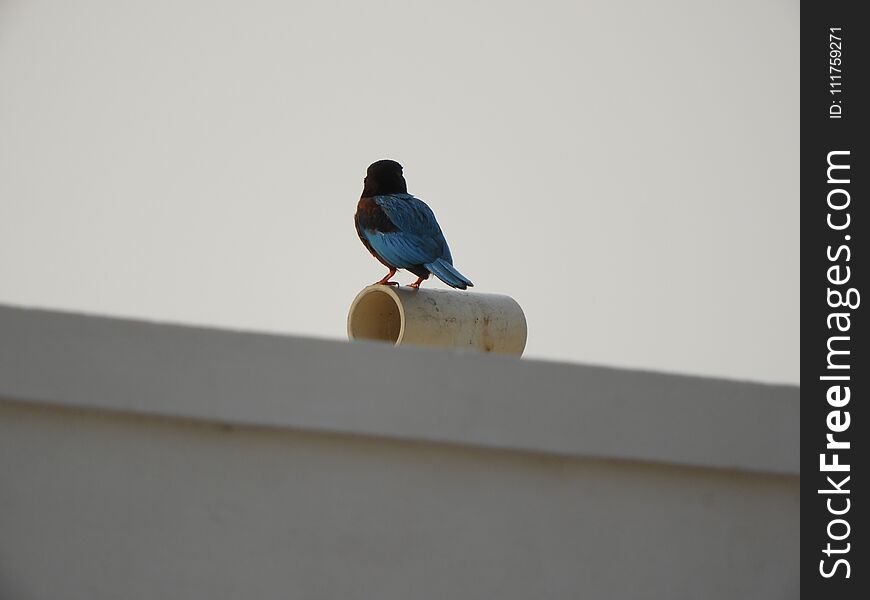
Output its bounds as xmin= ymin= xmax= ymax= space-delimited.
xmin=0 ymin=0 xmax=799 ymax=384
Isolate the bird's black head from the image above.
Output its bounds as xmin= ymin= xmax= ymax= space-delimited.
xmin=362 ymin=159 xmax=408 ymax=196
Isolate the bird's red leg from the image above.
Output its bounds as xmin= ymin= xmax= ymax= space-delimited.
xmin=408 ymin=276 xmax=425 ymax=289
xmin=375 ymin=268 xmax=399 ymax=286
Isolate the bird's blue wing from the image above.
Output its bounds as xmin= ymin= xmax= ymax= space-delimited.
xmin=362 ymin=194 xmax=453 ymax=268
xmin=374 ymin=194 xmax=440 ymax=234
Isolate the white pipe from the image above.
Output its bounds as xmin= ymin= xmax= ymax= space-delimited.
xmin=347 ymin=285 xmax=527 ymax=356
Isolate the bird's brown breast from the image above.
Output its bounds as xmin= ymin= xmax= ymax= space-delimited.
xmin=355 ymin=196 xmax=396 ymax=268
xmin=355 ymin=197 xmax=398 ymax=233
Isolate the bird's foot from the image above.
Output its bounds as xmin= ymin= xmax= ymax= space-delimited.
xmin=374 ymin=278 xmax=399 ymax=286
xmin=407 ymin=277 xmax=425 ymax=289
xmin=374 ymin=269 xmax=399 ymax=286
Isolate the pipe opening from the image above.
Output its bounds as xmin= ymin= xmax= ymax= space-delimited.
xmin=348 ymin=288 xmax=402 ymax=343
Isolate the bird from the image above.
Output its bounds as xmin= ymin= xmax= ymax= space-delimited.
xmin=354 ymin=160 xmax=474 ymax=290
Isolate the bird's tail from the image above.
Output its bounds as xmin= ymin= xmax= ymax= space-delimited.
xmin=425 ymin=258 xmax=474 ymax=290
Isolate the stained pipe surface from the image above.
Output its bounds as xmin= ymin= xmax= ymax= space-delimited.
xmin=347 ymin=285 xmax=527 ymax=356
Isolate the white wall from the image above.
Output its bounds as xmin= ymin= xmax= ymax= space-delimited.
xmin=0 ymin=305 xmax=799 ymax=598
xmin=0 ymin=401 xmax=798 ymax=600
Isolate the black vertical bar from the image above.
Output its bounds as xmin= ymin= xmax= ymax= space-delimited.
xmin=802 ymin=1 xmax=867 ymax=595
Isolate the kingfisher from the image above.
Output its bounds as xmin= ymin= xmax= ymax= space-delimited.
xmin=354 ymin=160 xmax=474 ymax=290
